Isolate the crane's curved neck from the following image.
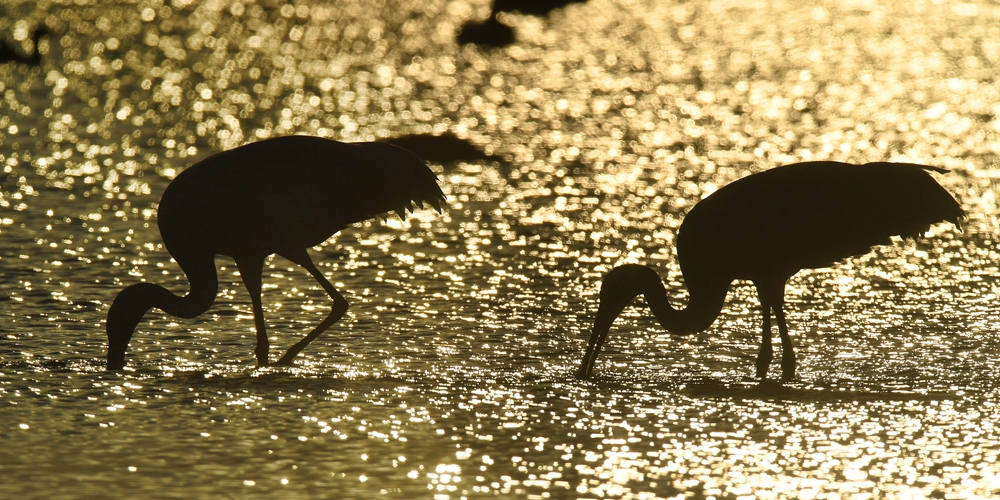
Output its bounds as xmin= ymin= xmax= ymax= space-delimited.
xmin=114 ymin=280 xmax=216 ymax=319
xmin=106 ymin=264 xmax=218 ymax=369
xmin=578 ymin=265 xmax=729 ymax=379
xmin=643 ymin=276 xmax=729 ymax=335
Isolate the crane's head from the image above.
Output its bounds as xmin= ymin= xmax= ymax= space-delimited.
xmin=577 ymin=264 xmax=664 ymax=379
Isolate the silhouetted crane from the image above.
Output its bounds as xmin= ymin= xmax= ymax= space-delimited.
xmin=106 ymin=136 xmax=447 ymax=369
xmin=0 ymin=26 xmax=51 ymax=66
xmin=577 ymin=161 xmax=963 ymax=381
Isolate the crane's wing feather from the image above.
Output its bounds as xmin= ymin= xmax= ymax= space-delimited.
xmin=158 ymin=136 xmax=447 ymax=255
xmin=677 ymin=161 xmax=963 ymax=280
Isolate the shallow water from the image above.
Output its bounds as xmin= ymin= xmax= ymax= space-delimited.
xmin=3 ymin=0 xmax=1000 ymax=498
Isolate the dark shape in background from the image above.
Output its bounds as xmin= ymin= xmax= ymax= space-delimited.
xmin=105 ymin=136 xmax=447 ymax=370
xmin=458 ymin=0 xmax=588 ymax=47
xmin=0 ymin=25 xmax=51 ymax=66
xmin=578 ymin=162 xmax=964 ymax=382
xmin=377 ymin=132 xmax=505 ymax=167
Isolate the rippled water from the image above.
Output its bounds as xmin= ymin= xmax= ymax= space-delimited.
xmin=3 ymin=0 xmax=1000 ymax=497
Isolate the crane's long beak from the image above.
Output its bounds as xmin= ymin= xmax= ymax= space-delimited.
xmin=577 ymin=327 xmax=607 ymax=379
xmin=577 ymin=268 xmax=642 ymax=379
xmin=105 ymin=312 xmax=135 ymax=370
xmin=576 ymin=306 xmax=621 ymax=379
xmin=107 ymin=349 xmax=127 ymax=370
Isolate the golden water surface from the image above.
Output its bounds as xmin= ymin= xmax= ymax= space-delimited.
xmin=2 ymin=0 xmax=1000 ymax=498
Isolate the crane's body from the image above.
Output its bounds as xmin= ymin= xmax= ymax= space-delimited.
xmin=679 ymin=162 xmax=959 ymax=283
xmin=578 ymin=161 xmax=963 ymax=381
xmin=159 ymin=136 xmax=444 ymax=260
xmin=106 ymin=136 xmax=446 ymax=369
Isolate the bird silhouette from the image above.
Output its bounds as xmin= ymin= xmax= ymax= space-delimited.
xmin=458 ymin=0 xmax=587 ymax=47
xmin=105 ymin=136 xmax=447 ymax=369
xmin=376 ymin=132 xmax=507 ymax=170
xmin=577 ymin=161 xmax=964 ymax=381
xmin=0 ymin=26 xmax=51 ymax=66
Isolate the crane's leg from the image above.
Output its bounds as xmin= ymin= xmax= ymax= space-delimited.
xmin=756 ymin=300 xmax=773 ymax=379
xmin=775 ymin=305 xmax=796 ymax=381
xmin=274 ymin=248 xmax=350 ymax=366
xmin=236 ymin=255 xmax=271 ymax=366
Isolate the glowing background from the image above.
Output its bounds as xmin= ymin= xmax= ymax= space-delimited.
xmin=2 ymin=0 xmax=999 ymax=497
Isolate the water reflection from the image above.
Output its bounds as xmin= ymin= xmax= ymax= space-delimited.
xmin=2 ymin=0 xmax=1000 ymax=498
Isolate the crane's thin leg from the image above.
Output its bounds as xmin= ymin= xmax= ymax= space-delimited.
xmin=275 ymin=248 xmax=350 ymax=366
xmin=236 ymin=255 xmax=270 ymax=366
xmin=756 ymin=300 xmax=773 ymax=379
xmin=775 ymin=305 xmax=796 ymax=381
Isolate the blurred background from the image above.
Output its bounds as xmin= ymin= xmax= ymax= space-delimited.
xmin=1 ymin=0 xmax=999 ymax=497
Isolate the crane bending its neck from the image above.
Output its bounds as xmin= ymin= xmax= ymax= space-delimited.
xmin=577 ymin=264 xmax=728 ymax=378
xmin=106 ymin=270 xmax=218 ymax=369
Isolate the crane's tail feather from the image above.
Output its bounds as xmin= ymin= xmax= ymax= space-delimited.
xmin=354 ymin=141 xmax=448 ymax=222
xmin=392 ymin=195 xmax=446 ymax=220
xmin=919 ymin=165 xmax=949 ymax=175
xmin=868 ymin=162 xmax=950 ymax=175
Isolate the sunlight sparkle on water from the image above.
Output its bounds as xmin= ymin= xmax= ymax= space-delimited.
xmin=2 ymin=0 xmax=1000 ymax=497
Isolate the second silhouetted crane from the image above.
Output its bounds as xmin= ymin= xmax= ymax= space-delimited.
xmin=458 ymin=0 xmax=587 ymax=47
xmin=577 ymin=161 xmax=963 ymax=381
xmin=0 ymin=26 xmax=51 ymax=66
xmin=106 ymin=136 xmax=447 ymax=369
